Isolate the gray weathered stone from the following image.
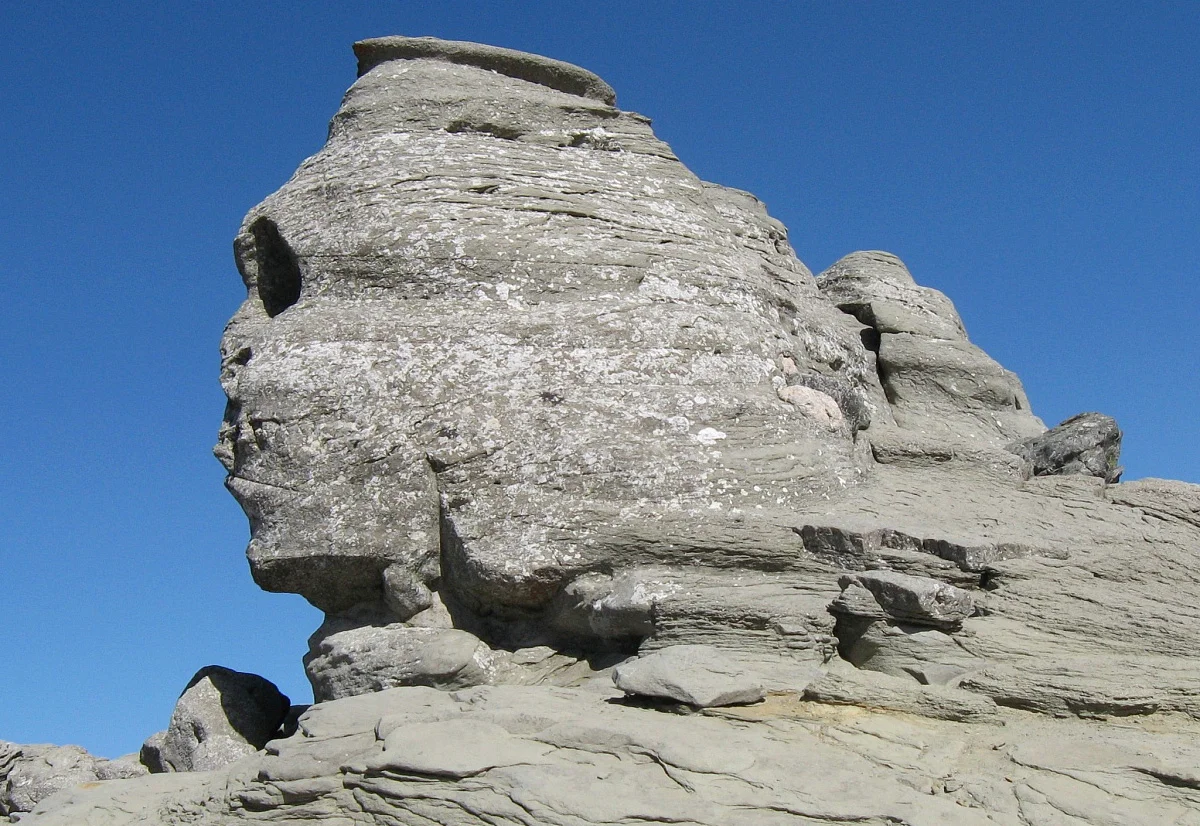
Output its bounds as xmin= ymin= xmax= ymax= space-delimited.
xmin=215 ymin=34 xmax=875 ymax=632
xmin=138 ymin=731 xmax=167 ymax=774
xmin=0 ymin=742 xmax=145 ymax=817
xmin=366 ymin=718 xmax=555 ymax=778
xmin=803 ymin=661 xmax=1001 ymax=722
xmin=1008 ymin=411 xmax=1123 ymax=482
xmin=37 ymin=683 xmax=1200 ymax=826
xmin=159 ymin=666 xmax=290 ymax=772
xmin=305 ymin=618 xmax=497 ymax=702
xmin=817 ymin=250 xmax=1044 ymax=449
xmin=93 ymin=754 xmax=147 ymax=782
xmin=1 ymin=743 xmax=99 ymax=816
xmin=832 ymin=570 xmax=976 ymax=629
xmin=22 ymin=33 xmax=1200 ymax=826
xmin=612 ymin=644 xmax=766 ymax=708
xmin=836 ymin=619 xmax=987 ymax=685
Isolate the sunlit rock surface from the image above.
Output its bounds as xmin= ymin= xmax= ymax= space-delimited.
xmin=22 ymin=35 xmax=1200 ymax=826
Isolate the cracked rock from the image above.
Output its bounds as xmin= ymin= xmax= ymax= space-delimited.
xmin=1008 ymin=411 xmax=1123 ymax=482
xmin=832 ymin=571 xmax=975 ymax=629
xmin=612 ymin=644 xmax=766 ymax=708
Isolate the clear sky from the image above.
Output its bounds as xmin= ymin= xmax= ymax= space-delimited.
xmin=1 ymin=2 xmax=1196 ymax=758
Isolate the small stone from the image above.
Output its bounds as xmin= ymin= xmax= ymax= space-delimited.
xmin=777 ymin=385 xmax=844 ymax=431
xmin=612 ymin=645 xmax=765 ymax=708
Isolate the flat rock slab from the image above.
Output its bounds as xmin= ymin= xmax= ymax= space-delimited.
xmin=835 ymin=570 xmax=975 ymax=629
xmin=366 ymin=718 xmax=554 ymax=778
xmin=612 ymin=644 xmax=765 ymax=708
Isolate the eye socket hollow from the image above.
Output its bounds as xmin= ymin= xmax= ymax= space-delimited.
xmin=249 ymin=217 xmax=301 ymax=317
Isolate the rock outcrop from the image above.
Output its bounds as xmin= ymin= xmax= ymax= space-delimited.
xmin=19 ymin=34 xmax=1200 ymax=825
xmin=0 ymin=741 xmax=146 ymax=818
xmin=154 ymin=667 xmax=291 ymax=773
xmin=611 ymin=644 xmax=766 ymax=708
xmin=1009 ymin=411 xmax=1124 ymax=481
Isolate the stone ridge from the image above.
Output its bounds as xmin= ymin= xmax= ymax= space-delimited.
xmin=353 ymin=35 xmax=618 ymax=104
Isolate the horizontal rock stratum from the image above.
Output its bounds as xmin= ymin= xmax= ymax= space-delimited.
xmin=22 ymin=35 xmax=1200 ymax=825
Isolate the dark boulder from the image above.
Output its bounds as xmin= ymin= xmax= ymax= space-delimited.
xmin=1008 ymin=412 xmax=1122 ymax=482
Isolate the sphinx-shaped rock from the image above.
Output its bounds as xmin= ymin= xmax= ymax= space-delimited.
xmin=207 ymin=36 xmax=1200 ymax=731
xmin=216 ymin=35 xmax=883 ymax=667
xmin=21 ymin=34 xmax=1200 ymax=826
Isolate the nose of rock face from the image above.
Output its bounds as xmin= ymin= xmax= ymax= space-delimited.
xmin=219 ymin=36 xmax=875 ymax=621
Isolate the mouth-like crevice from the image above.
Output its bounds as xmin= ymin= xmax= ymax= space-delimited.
xmin=225 ymin=473 xmax=305 ymax=495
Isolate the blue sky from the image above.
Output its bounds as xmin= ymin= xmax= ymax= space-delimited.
xmin=1 ymin=2 xmax=1196 ymax=757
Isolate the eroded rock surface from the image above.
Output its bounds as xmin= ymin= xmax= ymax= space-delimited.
xmin=24 ymin=685 xmax=1200 ymax=826
xmin=158 ymin=667 xmax=290 ymax=772
xmin=1009 ymin=411 xmax=1124 ymax=481
xmin=20 ymin=34 xmax=1200 ymax=826
xmin=0 ymin=741 xmax=147 ymax=818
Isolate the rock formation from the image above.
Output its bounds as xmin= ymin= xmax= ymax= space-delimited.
xmin=18 ymin=35 xmax=1200 ymax=825
xmin=150 ymin=667 xmax=292 ymax=773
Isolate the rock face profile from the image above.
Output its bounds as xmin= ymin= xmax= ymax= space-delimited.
xmin=21 ymin=35 xmax=1200 ymax=826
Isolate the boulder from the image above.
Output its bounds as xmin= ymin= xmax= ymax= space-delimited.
xmin=612 ymin=644 xmax=765 ymax=708
xmin=158 ymin=666 xmax=289 ymax=772
xmin=1 ymin=743 xmax=98 ymax=816
xmin=138 ymin=731 xmax=167 ymax=774
xmin=305 ymin=619 xmax=497 ymax=703
xmin=832 ymin=571 xmax=975 ymax=629
xmin=94 ymin=754 xmax=147 ymax=782
xmin=1008 ymin=411 xmax=1123 ymax=482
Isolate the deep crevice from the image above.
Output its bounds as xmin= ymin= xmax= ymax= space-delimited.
xmin=249 ymin=217 xmax=302 ymax=317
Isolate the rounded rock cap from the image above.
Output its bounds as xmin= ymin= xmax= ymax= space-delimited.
xmin=353 ymin=35 xmax=617 ymax=105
